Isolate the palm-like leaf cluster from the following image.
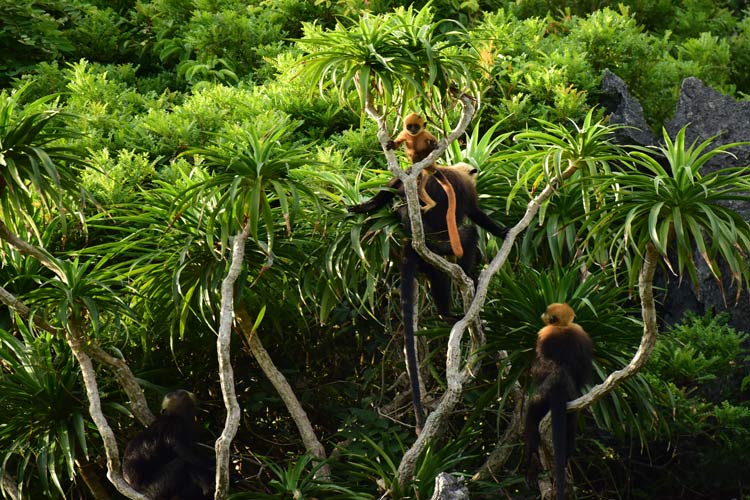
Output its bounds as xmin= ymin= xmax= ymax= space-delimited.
xmin=588 ymin=126 xmax=750 ymax=293
xmin=179 ymin=121 xmax=319 ymax=257
xmin=0 ymin=324 xmax=88 ymax=497
xmin=297 ymin=4 xmax=478 ymax=110
xmin=0 ymin=85 xmax=82 ymax=233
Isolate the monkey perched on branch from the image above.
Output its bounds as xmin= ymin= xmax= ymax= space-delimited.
xmin=123 ymin=390 xmax=214 ymax=500
xmin=349 ymin=163 xmax=507 ymax=432
xmin=387 ymin=112 xmax=465 ymax=257
xmin=525 ymin=303 xmax=593 ymax=499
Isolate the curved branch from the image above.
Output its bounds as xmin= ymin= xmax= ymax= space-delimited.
xmin=0 ymin=285 xmax=154 ymax=427
xmin=214 ymin=221 xmax=252 ymax=499
xmin=235 ymin=305 xmax=330 ymax=479
xmin=1 ymin=471 xmax=20 ymax=500
xmin=87 ymin=346 xmax=155 ymax=426
xmin=568 ymin=243 xmax=659 ymax=410
xmin=0 ymin=220 xmax=64 ymax=279
xmin=396 ymin=165 xmax=575 ymax=486
xmin=66 ymin=320 xmax=148 ymax=500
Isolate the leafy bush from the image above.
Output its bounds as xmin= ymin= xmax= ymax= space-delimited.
xmin=628 ymin=312 xmax=750 ymax=497
xmin=0 ymin=1 xmax=73 ymax=85
xmin=82 ymin=148 xmax=158 ymax=204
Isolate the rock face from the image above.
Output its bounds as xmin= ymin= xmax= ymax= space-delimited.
xmin=430 ymin=473 xmax=470 ymax=500
xmin=600 ymin=69 xmax=658 ymax=148
xmin=601 ymin=73 xmax=750 ymax=332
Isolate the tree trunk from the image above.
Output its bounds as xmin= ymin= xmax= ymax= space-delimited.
xmin=235 ymin=305 xmax=331 ymax=479
xmin=214 ymin=222 xmax=252 ymax=498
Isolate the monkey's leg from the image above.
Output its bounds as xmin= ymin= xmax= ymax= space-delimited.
xmin=418 ymin=169 xmax=437 ymax=212
xmin=401 ymin=242 xmax=426 ymax=432
xmin=456 ymin=226 xmax=479 ymax=285
xmin=525 ymin=396 xmax=549 ymax=461
xmin=422 ymin=262 xmax=457 ymax=323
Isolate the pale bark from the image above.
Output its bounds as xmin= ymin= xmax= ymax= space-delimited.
xmin=214 ymin=221 xmax=252 ymax=499
xmin=474 ymin=244 xmax=660 ymax=492
xmin=235 ymin=305 xmax=330 ymax=479
xmin=87 ymin=346 xmax=155 ymax=426
xmin=0 ymin=285 xmax=154 ymax=427
xmin=567 ymin=243 xmax=660 ymax=410
xmin=0 ymin=220 xmax=63 ymax=279
xmin=396 ymin=165 xmax=577 ymax=486
xmin=1 ymin=472 xmax=20 ymax=500
xmin=66 ymin=320 xmax=148 ymax=500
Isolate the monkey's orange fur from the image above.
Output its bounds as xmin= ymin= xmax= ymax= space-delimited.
xmin=525 ymin=302 xmax=592 ymax=500
xmin=391 ymin=113 xmax=464 ymax=257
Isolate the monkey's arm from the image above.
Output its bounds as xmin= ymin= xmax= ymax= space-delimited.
xmin=348 ymin=179 xmax=401 ymax=214
xmin=468 ymin=207 xmax=507 ymax=238
xmin=387 ymin=130 xmax=410 ymax=151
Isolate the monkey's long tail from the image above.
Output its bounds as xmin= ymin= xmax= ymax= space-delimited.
xmin=400 ymin=243 xmax=426 ymax=433
xmin=432 ymin=171 xmax=463 ymax=258
xmin=550 ymin=390 xmax=570 ymax=500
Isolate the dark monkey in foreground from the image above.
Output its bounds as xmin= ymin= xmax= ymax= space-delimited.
xmin=123 ymin=390 xmax=214 ymax=500
xmin=349 ymin=162 xmax=506 ymax=432
xmin=525 ymin=303 xmax=593 ymax=499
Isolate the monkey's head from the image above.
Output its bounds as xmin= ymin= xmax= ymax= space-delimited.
xmin=161 ymin=389 xmax=198 ymax=418
xmin=541 ymin=303 xmax=575 ymax=326
xmin=404 ymin=112 xmax=426 ymax=135
xmin=449 ymin=162 xmax=479 ymax=186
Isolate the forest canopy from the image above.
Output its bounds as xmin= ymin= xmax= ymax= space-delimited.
xmin=1 ymin=0 xmax=749 ymax=499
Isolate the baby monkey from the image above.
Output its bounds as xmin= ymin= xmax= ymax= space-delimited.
xmin=387 ymin=112 xmax=444 ymax=213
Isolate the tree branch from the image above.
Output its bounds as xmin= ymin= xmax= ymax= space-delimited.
xmin=0 ymin=285 xmax=154 ymax=427
xmin=0 ymin=220 xmax=64 ymax=279
xmin=568 ymin=243 xmax=660 ymax=410
xmin=66 ymin=319 xmax=148 ymax=500
xmin=214 ymin=221 xmax=252 ymax=498
xmin=235 ymin=305 xmax=330 ymax=479
xmin=1 ymin=471 xmax=20 ymax=500
xmin=396 ymin=165 xmax=575 ymax=486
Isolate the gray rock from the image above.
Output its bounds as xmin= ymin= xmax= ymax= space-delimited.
xmin=600 ymin=69 xmax=658 ymax=148
xmin=601 ymin=74 xmax=750 ymax=332
xmin=430 ymin=472 xmax=470 ymax=500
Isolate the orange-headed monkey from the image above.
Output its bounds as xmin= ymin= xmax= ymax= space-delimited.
xmin=387 ymin=112 xmax=464 ymax=258
xmin=525 ymin=303 xmax=592 ymax=499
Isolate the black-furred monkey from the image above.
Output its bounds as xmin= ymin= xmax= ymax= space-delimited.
xmin=388 ymin=112 xmax=465 ymax=258
xmin=123 ymin=390 xmax=214 ymax=500
xmin=525 ymin=303 xmax=593 ymax=499
xmin=349 ymin=162 xmax=506 ymax=432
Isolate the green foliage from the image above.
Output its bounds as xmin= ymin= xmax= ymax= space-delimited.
xmin=587 ymin=126 xmax=750 ymax=292
xmin=231 ymin=454 xmax=370 ymax=500
xmin=675 ymin=32 xmax=733 ymax=91
xmin=0 ymin=1 xmax=73 ymax=85
xmin=631 ymin=312 xmax=750 ymax=496
xmin=0 ymin=323 xmax=88 ymax=497
xmin=81 ymin=148 xmax=158 ymax=204
xmin=649 ymin=311 xmax=747 ymax=391
xmin=335 ymin=430 xmax=475 ymax=499
xmin=66 ymin=5 xmax=131 ymax=62
xmin=298 ymin=4 xmax=478 ymax=111
xmin=0 ymin=84 xmax=82 ymax=233
xmin=180 ymin=119 xmax=319 ymax=253
xmin=730 ymin=15 xmax=750 ymax=94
